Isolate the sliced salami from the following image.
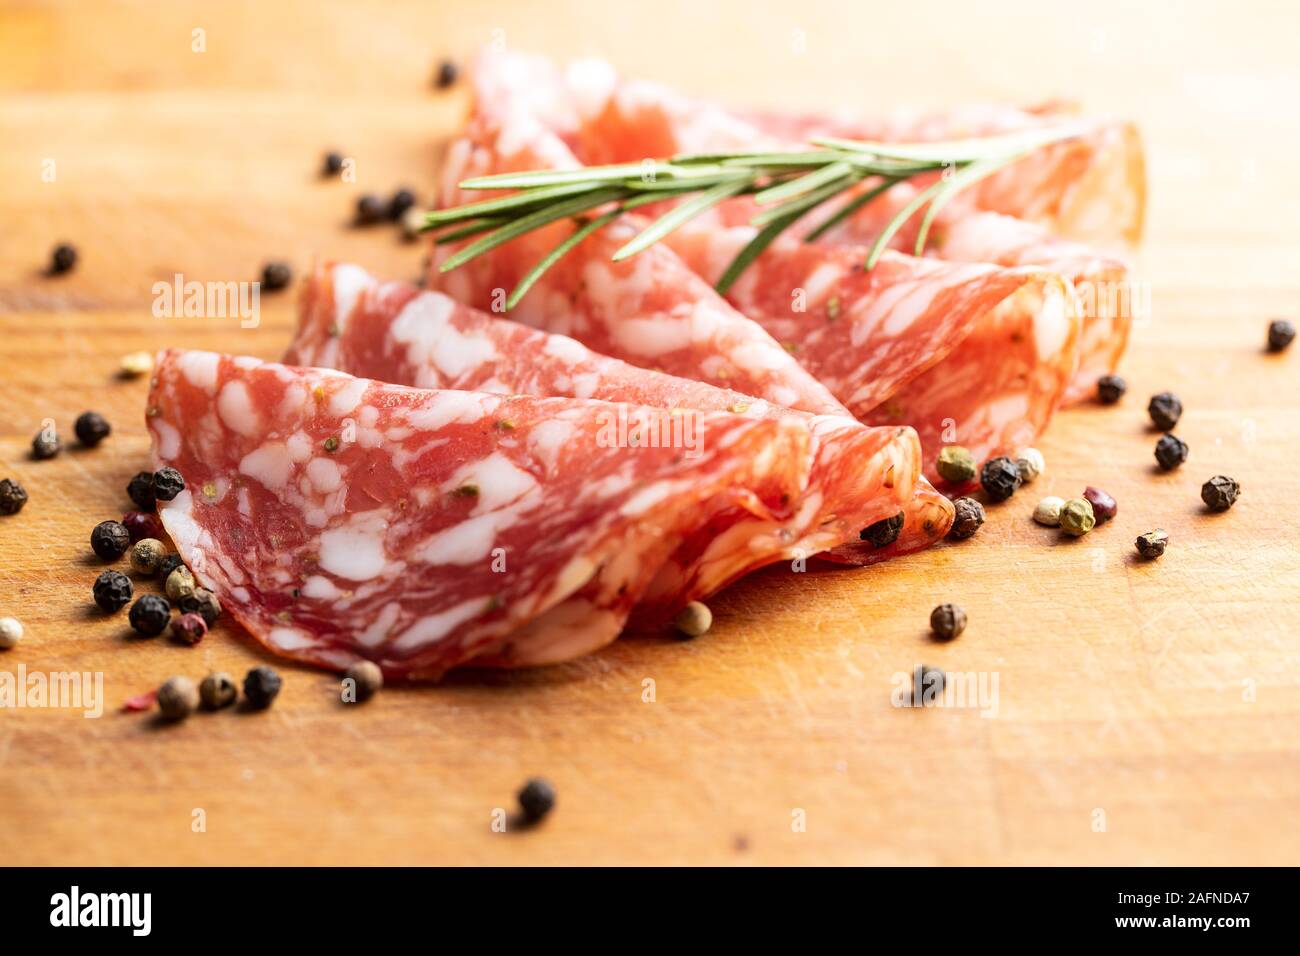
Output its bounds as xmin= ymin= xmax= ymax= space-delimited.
xmin=147 ymin=349 xmax=813 ymax=677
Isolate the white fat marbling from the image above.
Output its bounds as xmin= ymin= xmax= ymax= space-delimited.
xmin=317 ymin=513 xmax=390 ymax=581
xmin=239 ymin=442 xmax=292 ymax=490
xmin=217 ymin=380 xmax=259 ymax=437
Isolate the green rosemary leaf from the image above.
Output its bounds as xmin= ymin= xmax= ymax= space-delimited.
xmin=752 ymin=160 xmax=855 ymax=205
xmin=864 ymin=178 xmax=946 ymax=270
xmin=813 ymin=123 xmax=1086 ymax=164
xmin=613 ymin=179 xmax=751 ymax=261
xmin=715 ymin=215 xmax=800 ymax=296
xmin=438 ymin=187 xmax=627 ymax=273
xmin=749 ymin=171 xmax=858 ymax=227
xmin=430 ymin=218 xmax=507 ymax=245
xmin=912 ymin=152 xmax=1026 ymax=255
xmin=423 ymin=180 xmax=603 ymax=226
xmin=460 ymin=162 xmax=690 ymax=191
xmin=803 ymin=177 xmax=900 ymax=243
xmin=717 ymin=150 xmax=850 ymax=168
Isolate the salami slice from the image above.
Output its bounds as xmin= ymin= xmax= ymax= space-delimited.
xmin=289 ymin=263 xmax=953 ymax=576
xmin=147 ymin=349 xmax=812 ymax=677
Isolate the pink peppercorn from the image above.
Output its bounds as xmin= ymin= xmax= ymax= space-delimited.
xmin=1082 ymin=486 xmax=1117 ymax=523
xmin=170 ymin=612 xmax=208 ymax=646
xmin=122 ymin=510 xmax=164 ymax=542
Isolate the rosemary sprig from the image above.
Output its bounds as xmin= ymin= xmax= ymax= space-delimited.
xmin=423 ymin=125 xmax=1085 ymax=309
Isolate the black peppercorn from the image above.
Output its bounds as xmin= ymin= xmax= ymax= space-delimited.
xmin=1096 ymin=374 xmax=1127 ymax=404
xmin=386 ymin=188 xmax=416 ymax=221
xmin=1267 ymin=319 xmax=1295 ymax=353
xmin=261 ymin=261 xmax=292 ymax=291
xmin=1154 ymin=433 xmax=1188 ymax=471
xmin=355 ymin=193 xmax=386 ymax=225
xmin=946 ymin=496 xmax=986 ymax=540
xmin=128 ymin=594 xmax=171 ymax=636
xmin=980 ymin=456 xmax=1022 ymax=502
xmin=860 ymin=511 xmax=904 ymax=548
xmin=517 ymin=777 xmax=556 ymax=823
xmin=434 ymin=59 xmax=459 ymax=89
xmin=243 ymin=666 xmax=282 ymax=709
xmin=74 ymin=411 xmax=111 ymax=447
xmin=92 ymin=570 xmax=133 ymax=613
xmin=50 ymin=242 xmax=77 ymax=274
xmin=1201 ymin=475 xmax=1240 ymax=512
xmin=321 ymin=150 xmax=344 ymax=176
xmin=343 ymin=661 xmax=384 ymax=702
xmin=179 ymin=587 xmax=221 ymax=626
xmin=1135 ymin=529 xmax=1169 ymax=559
xmin=929 ymin=603 xmax=967 ymax=641
xmin=31 ymin=426 xmax=60 ymax=460
xmin=127 ymin=471 xmax=156 ymax=510
xmin=0 ymin=478 xmax=28 ymax=516
xmin=1082 ymin=486 xmax=1117 ymax=522
xmin=1147 ymin=392 xmax=1182 ymax=431
xmin=913 ymin=665 xmax=946 ymax=706
xmin=152 ymin=466 xmax=185 ymax=501
xmin=157 ymin=552 xmax=186 ymax=581
xmin=91 ymin=519 xmax=131 ymax=560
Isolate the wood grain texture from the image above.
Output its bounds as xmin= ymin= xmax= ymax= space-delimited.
xmin=1 ymin=0 xmax=1298 ymax=865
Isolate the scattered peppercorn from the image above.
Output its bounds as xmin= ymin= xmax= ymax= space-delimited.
xmin=517 ymin=777 xmax=556 ymax=823
xmin=387 ymin=187 xmax=417 ymax=221
xmin=200 ymin=672 xmax=238 ymax=710
xmin=92 ymin=570 xmax=133 ymax=613
xmin=165 ymin=566 xmax=196 ymax=602
xmin=674 ymin=601 xmax=712 ymax=638
xmin=50 ymin=242 xmax=77 ymax=274
xmin=1096 ymin=374 xmax=1127 ymax=404
xmin=130 ymin=538 xmax=167 ymax=577
xmin=122 ymin=510 xmax=164 ymax=542
xmin=1201 ymin=475 xmax=1240 ymax=512
xmin=261 ymin=261 xmax=292 ymax=291
xmin=1058 ymin=498 xmax=1096 ymax=537
xmin=1147 ymin=392 xmax=1183 ymax=431
xmin=929 ymin=603 xmax=967 ymax=641
xmin=31 ymin=426 xmax=61 ymax=460
xmin=323 ymin=436 xmax=340 ymax=452
xmin=0 ymin=617 xmax=22 ymax=650
xmin=1033 ymin=496 xmax=1065 ymax=527
xmin=73 ymin=411 xmax=111 ymax=447
xmin=344 ymin=660 xmax=384 ymax=702
xmin=120 ymin=351 xmax=153 ymax=378
xmin=1135 ymin=529 xmax=1169 ymax=559
xmin=1015 ymin=447 xmax=1045 ymax=484
xmin=91 ymin=520 xmax=131 ymax=560
xmin=947 ymin=497 xmax=985 ymax=540
xmin=355 ymin=193 xmax=386 ymax=225
xmin=321 ymin=150 xmax=345 ymax=176
xmin=1267 ymin=319 xmax=1295 ymax=353
xmin=127 ymin=471 xmax=156 ymax=509
xmin=157 ymin=676 xmax=199 ymax=722
xmin=434 ymin=59 xmax=459 ymax=89
xmin=0 ymin=478 xmax=28 ymax=516
xmin=1154 ymin=433 xmax=1189 ymax=471
xmin=1082 ymin=486 xmax=1117 ymax=523
xmin=936 ymin=445 xmax=977 ymax=484
xmin=980 ymin=456 xmax=1022 ymax=502
xmin=171 ymin=612 xmax=208 ymax=646
xmin=157 ymin=553 xmax=185 ymax=581
xmin=179 ymin=587 xmax=222 ymax=627
xmin=243 ymin=666 xmax=282 ymax=709
xmin=152 ymin=466 xmax=185 ymax=501
xmin=913 ymin=665 xmax=945 ymax=706
xmin=128 ymin=594 xmax=171 ymax=636
xmin=860 ymin=511 xmax=904 ymax=548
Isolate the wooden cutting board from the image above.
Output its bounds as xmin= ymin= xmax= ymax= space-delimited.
xmin=1 ymin=0 xmax=1297 ymax=865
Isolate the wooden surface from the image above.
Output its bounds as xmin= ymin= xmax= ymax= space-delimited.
xmin=2 ymin=0 xmax=1299 ymax=865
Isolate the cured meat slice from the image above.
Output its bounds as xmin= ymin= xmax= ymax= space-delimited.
xmin=288 ymin=262 xmax=953 ymax=574
xmin=666 ymin=227 xmax=1080 ymax=480
xmin=147 ymin=349 xmax=812 ymax=677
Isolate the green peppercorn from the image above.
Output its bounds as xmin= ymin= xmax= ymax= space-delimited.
xmin=128 ymin=594 xmax=171 ymax=636
xmin=343 ymin=660 xmax=384 ymax=702
xmin=1082 ymin=486 xmax=1117 ymax=522
xmin=912 ymin=665 xmax=946 ymax=706
xmin=1148 ymin=392 xmax=1182 ymax=431
xmin=936 ymin=445 xmax=976 ymax=483
xmin=130 ymin=538 xmax=167 ymax=577
xmin=93 ymin=570 xmax=133 ymax=613
xmin=1267 ymin=319 xmax=1295 ymax=353
xmin=74 ymin=411 xmax=111 ymax=447
xmin=157 ymin=676 xmax=198 ymax=722
xmin=929 ymin=603 xmax=967 ymax=641
xmin=31 ymin=426 xmax=60 ymax=460
xmin=946 ymin=496 xmax=985 ymax=540
xmin=127 ymin=471 xmax=156 ymax=510
xmin=323 ymin=436 xmax=340 ymax=452
xmin=179 ymin=587 xmax=222 ymax=627
xmin=165 ymin=566 xmax=196 ymax=602
xmin=1154 ymin=433 xmax=1188 ymax=471
xmin=243 ymin=666 xmax=282 ymax=709
xmin=0 ymin=478 xmax=28 ymax=515
xmin=860 ymin=511 xmax=904 ymax=548
xmin=674 ymin=601 xmax=712 ymax=638
xmin=1096 ymin=374 xmax=1127 ymax=404
xmin=1135 ymin=529 xmax=1169 ymax=559
xmin=200 ymin=672 xmax=238 ymax=710
xmin=980 ymin=456 xmax=1022 ymax=502
xmin=1201 ymin=475 xmax=1240 ymax=512
xmin=517 ymin=777 xmax=556 ymax=823
xmin=151 ymin=467 xmax=185 ymax=502
xmin=91 ymin=520 xmax=131 ymax=560
xmin=1058 ymin=498 xmax=1096 ymax=537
